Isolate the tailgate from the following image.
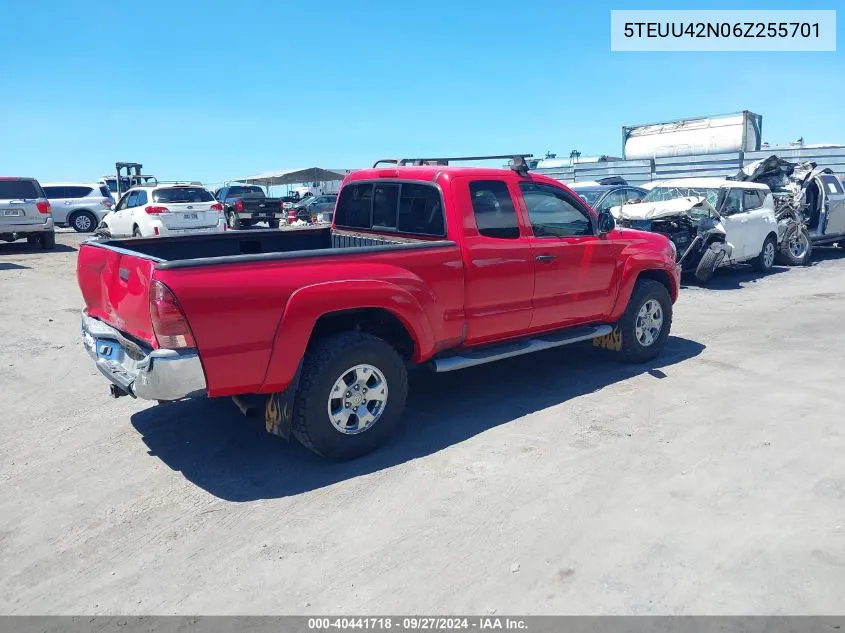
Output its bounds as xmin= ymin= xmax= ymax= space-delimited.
xmin=243 ymin=198 xmax=278 ymax=213
xmin=77 ymin=242 xmax=159 ymax=347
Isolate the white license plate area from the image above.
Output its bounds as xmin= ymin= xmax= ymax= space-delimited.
xmin=3 ymin=209 xmax=23 ymax=217
xmin=183 ymin=213 xmax=198 ymax=220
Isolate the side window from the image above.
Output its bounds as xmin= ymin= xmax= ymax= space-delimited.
xmin=520 ymin=182 xmax=593 ymax=238
xmin=397 ymin=184 xmax=444 ymax=236
xmin=721 ymin=189 xmax=743 ymax=216
xmin=469 ymin=180 xmax=520 ymax=239
xmin=125 ymin=191 xmax=140 ymax=208
xmin=821 ymin=175 xmax=844 ymax=194
xmin=99 ymin=185 xmax=112 ymax=198
xmin=597 ymin=189 xmax=626 ymax=212
xmin=42 ymin=186 xmax=65 ymax=199
xmin=743 ymin=189 xmax=764 ymax=210
xmin=136 ymin=191 xmax=148 ymax=206
xmin=66 ymin=186 xmax=93 ymax=198
xmin=624 ymin=188 xmax=645 ymax=203
xmin=372 ymin=184 xmax=400 ymax=229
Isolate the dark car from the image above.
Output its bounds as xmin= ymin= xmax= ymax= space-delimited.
xmin=287 ymin=194 xmax=338 ymax=224
xmin=568 ymin=183 xmax=647 ymax=214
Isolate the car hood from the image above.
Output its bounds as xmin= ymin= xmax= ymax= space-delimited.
xmin=610 ymin=196 xmax=716 ymax=220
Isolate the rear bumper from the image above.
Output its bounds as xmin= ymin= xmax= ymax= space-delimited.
xmin=0 ymin=217 xmax=54 ymax=234
xmin=156 ymin=219 xmax=226 ymax=236
xmin=80 ymin=311 xmax=207 ymax=401
xmin=235 ymin=211 xmax=286 ymax=220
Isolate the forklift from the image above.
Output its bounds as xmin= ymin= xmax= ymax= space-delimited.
xmin=114 ymin=162 xmax=158 ymax=199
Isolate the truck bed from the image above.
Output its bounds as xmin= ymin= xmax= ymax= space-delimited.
xmin=94 ymin=226 xmax=446 ymax=269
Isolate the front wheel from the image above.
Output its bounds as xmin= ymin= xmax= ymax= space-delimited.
xmin=751 ymin=235 xmax=777 ymax=273
xmin=292 ymin=332 xmax=408 ymax=460
xmin=616 ymin=279 xmax=673 ymax=364
xmin=777 ymin=225 xmax=812 ymax=266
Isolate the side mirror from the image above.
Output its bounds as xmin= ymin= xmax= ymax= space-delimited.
xmin=597 ymin=210 xmax=615 ymax=235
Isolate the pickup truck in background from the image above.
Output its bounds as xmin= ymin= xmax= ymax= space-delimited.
xmin=78 ymin=155 xmax=681 ymax=460
xmin=214 ymin=185 xmax=287 ymax=230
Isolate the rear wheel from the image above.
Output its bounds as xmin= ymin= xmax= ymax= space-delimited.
xmin=226 ymin=209 xmax=241 ymax=230
xmin=132 ymin=226 xmax=142 ymax=238
xmin=616 ymin=279 xmax=672 ymax=364
xmin=752 ymin=235 xmax=777 ymax=273
xmin=292 ymin=332 xmax=408 ymax=460
xmin=70 ymin=211 xmax=97 ymax=233
xmin=40 ymin=231 xmax=56 ymax=249
xmin=268 ymin=219 xmax=280 ymax=229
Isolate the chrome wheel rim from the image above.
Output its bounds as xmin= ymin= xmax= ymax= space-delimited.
xmin=789 ymin=231 xmax=808 ymax=259
xmin=75 ymin=214 xmax=93 ymax=231
xmin=327 ymin=364 xmax=388 ymax=435
xmin=635 ymin=299 xmax=663 ymax=347
xmin=763 ymin=241 xmax=776 ymax=268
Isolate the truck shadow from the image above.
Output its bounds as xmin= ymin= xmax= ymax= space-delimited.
xmin=0 ymin=242 xmax=77 ymax=254
xmin=130 ymin=335 xmax=705 ymax=502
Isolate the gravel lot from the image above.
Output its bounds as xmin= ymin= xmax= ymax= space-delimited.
xmin=1 ymin=230 xmax=844 ymax=615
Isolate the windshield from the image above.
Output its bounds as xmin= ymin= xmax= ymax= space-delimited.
xmin=572 ymin=190 xmax=602 ymax=205
xmin=642 ymin=186 xmax=721 ymax=208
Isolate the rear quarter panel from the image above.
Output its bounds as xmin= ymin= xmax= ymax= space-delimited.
xmin=155 ymin=244 xmax=464 ymax=397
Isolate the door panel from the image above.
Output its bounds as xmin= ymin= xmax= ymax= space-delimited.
xmin=819 ymin=175 xmax=845 ymax=236
xmin=456 ymin=177 xmax=534 ymax=345
xmin=519 ymin=181 xmax=620 ymax=329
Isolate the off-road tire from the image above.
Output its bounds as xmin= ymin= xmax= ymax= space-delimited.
xmin=40 ymin=231 xmax=56 ymax=249
xmin=226 ymin=209 xmax=241 ymax=230
xmin=70 ymin=211 xmax=97 ymax=233
xmin=694 ymin=245 xmax=724 ymax=285
xmin=751 ymin=235 xmax=777 ymax=273
xmin=616 ymin=279 xmax=673 ymax=364
xmin=776 ymin=225 xmax=812 ymax=266
xmin=292 ymin=332 xmax=409 ymax=460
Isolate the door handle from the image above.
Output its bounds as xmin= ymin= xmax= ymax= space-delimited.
xmin=536 ymin=254 xmax=556 ymax=263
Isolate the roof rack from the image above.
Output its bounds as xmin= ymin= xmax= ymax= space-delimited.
xmin=372 ymin=154 xmax=534 ymax=175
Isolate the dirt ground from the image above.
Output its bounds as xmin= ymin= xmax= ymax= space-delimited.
xmin=1 ymin=230 xmax=845 ymax=615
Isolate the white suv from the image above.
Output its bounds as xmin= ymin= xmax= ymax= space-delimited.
xmin=42 ymin=183 xmax=114 ymax=232
xmin=99 ymin=184 xmax=226 ymax=238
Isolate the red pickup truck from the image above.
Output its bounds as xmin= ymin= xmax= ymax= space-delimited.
xmin=78 ymin=156 xmax=680 ymax=460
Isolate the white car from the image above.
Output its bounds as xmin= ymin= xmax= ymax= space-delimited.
xmin=100 ymin=184 xmax=226 ymax=238
xmin=613 ymin=177 xmax=780 ymax=283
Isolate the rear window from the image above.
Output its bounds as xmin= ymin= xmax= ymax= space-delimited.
xmin=226 ymin=186 xmax=264 ymax=197
xmin=0 ymin=179 xmax=43 ymax=200
xmin=334 ymin=181 xmax=445 ymax=236
xmin=152 ymin=187 xmax=214 ymax=203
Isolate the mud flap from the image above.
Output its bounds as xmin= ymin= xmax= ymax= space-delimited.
xmin=592 ymin=327 xmax=623 ymax=352
xmin=264 ymin=364 xmax=302 ymax=440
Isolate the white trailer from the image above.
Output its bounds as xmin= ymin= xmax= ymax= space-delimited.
xmin=623 ymin=111 xmax=763 ymax=160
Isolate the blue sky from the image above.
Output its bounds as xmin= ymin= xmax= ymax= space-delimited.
xmin=1 ymin=0 xmax=842 ymax=185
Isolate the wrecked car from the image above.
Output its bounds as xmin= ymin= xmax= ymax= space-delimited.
xmin=612 ymin=178 xmax=779 ymax=284
xmin=730 ymin=155 xmax=845 ymax=264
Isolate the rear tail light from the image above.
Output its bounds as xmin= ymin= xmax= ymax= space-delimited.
xmin=145 ymin=205 xmax=168 ymax=214
xmin=36 ymin=200 xmax=51 ymax=214
xmin=102 ymin=199 xmax=114 ymax=209
xmin=150 ymin=280 xmax=196 ymax=349
xmin=210 ymin=202 xmax=223 ymax=212
xmin=287 ymin=210 xmax=296 ymax=224
xmin=153 ymin=226 xmax=160 ymax=236
xmin=235 ymin=200 xmax=244 ymax=212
